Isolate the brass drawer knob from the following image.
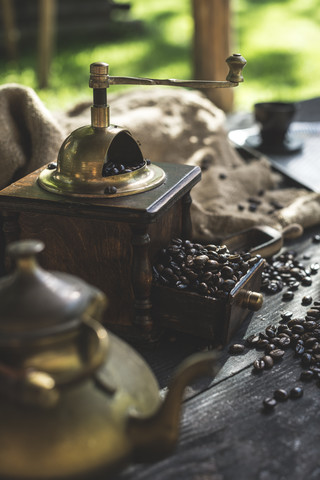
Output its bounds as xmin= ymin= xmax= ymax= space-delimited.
xmin=239 ymin=290 xmax=264 ymax=311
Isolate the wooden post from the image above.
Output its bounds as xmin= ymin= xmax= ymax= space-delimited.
xmin=192 ymin=0 xmax=234 ymax=112
xmin=38 ymin=0 xmax=56 ymax=89
xmin=1 ymin=0 xmax=18 ymax=59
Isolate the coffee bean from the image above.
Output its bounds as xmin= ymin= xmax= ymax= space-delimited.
xmin=306 ymin=309 xmax=320 ymax=319
xmin=282 ymin=291 xmax=294 ymax=301
xmin=265 ymin=325 xmax=277 ymax=338
xmin=305 ymin=336 xmax=317 ymax=347
xmin=253 ymin=359 xmax=265 ymax=371
xmin=300 ymin=370 xmax=314 ymax=381
xmin=262 ymin=355 xmax=274 ymax=369
xmin=277 ymin=336 xmax=291 ymax=348
xmin=222 ymin=279 xmax=236 ymax=291
xmin=274 ymin=389 xmax=289 ymax=401
xmin=302 ymin=295 xmax=313 ymax=306
xmin=290 ymin=386 xmax=303 ymax=399
xmin=310 ymin=263 xmax=320 ymax=274
xmin=263 ymin=397 xmax=277 ymax=410
xmin=205 ymin=260 xmax=220 ymax=271
xmin=295 ymin=343 xmax=305 ymax=356
xmin=47 ymin=162 xmax=57 ymax=170
xmin=229 ymin=343 xmax=245 ymax=354
xmin=269 ymin=349 xmax=285 ymax=360
xmin=312 ymin=234 xmax=320 ymax=243
xmin=289 ymin=281 xmax=300 ymax=291
xmin=256 ymin=339 xmax=270 ymax=350
xmin=301 ymin=276 xmax=312 ymax=286
xmin=194 ymin=255 xmax=209 ymax=266
xmin=292 ymin=324 xmax=305 ymax=334
xmin=246 ymin=334 xmax=260 ymax=347
xmin=280 ymin=311 xmax=293 ymax=322
xmin=176 ymin=281 xmax=188 ymax=290
xmin=265 ymin=343 xmax=276 ymax=353
xmin=221 ymin=266 xmax=234 ymax=279
xmin=301 ymin=353 xmax=312 ymax=367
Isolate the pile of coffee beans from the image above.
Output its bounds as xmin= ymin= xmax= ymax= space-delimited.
xmin=260 ymin=249 xmax=319 ymax=299
xmin=229 ymin=299 xmax=320 ymax=411
xmin=153 ymin=238 xmax=261 ymax=300
xmin=102 ymin=159 xmax=150 ymax=177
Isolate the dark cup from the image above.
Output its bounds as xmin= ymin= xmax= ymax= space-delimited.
xmin=254 ymin=101 xmax=296 ymax=147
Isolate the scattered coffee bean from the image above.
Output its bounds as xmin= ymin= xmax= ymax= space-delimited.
xmin=47 ymin=162 xmax=57 ymax=170
xmin=301 ymin=352 xmax=312 ymax=367
xmin=295 ymin=343 xmax=305 ymax=356
xmin=263 ymin=397 xmax=277 ymax=410
xmin=313 ymin=234 xmax=320 ymax=243
xmin=246 ymin=334 xmax=260 ymax=347
xmin=302 ymin=295 xmax=313 ymax=306
xmin=265 ymin=343 xmax=276 ymax=353
xmin=290 ymin=386 xmax=303 ymax=399
xmin=280 ymin=311 xmax=293 ymax=322
xmin=274 ymin=389 xmax=289 ymax=401
xmin=277 ymin=336 xmax=291 ymax=348
xmin=262 ymin=355 xmax=274 ymax=369
xmin=311 ymin=263 xmax=320 ymax=274
xmin=269 ymin=349 xmax=285 ymax=360
xmin=300 ymin=370 xmax=314 ymax=381
xmin=292 ymin=324 xmax=305 ymax=334
xmin=256 ymin=338 xmax=270 ymax=350
xmin=301 ymin=276 xmax=312 ymax=286
xmin=229 ymin=343 xmax=245 ymax=354
xmin=282 ymin=291 xmax=294 ymax=301
xmin=253 ymin=359 xmax=265 ymax=371
xmin=265 ymin=325 xmax=277 ymax=338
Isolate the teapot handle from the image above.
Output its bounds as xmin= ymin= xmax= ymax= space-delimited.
xmin=0 ymin=317 xmax=109 ymax=408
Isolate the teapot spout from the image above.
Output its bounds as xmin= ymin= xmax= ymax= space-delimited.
xmin=127 ymin=351 xmax=218 ymax=462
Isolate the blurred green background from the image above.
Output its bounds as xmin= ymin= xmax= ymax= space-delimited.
xmin=1 ymin=0 xmax=320 ymax=112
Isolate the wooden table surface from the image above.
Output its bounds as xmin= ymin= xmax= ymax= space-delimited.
xmin=115 ymin=225 xmax=320 ymax=480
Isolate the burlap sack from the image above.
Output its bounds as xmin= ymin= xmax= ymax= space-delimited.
xmin=0 ymin=84 xmax=64 ymax=187
xmin=0 ymin=83 xmax=319 ymax=241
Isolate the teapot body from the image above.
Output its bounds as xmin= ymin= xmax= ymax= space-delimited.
xmin=0 ymin=333 xmax=161 ymax=480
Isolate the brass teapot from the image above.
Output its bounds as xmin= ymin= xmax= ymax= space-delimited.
xmin=0 ymin=240 xmax=216 ymax=479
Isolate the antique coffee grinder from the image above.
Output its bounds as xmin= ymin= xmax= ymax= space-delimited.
xmin=0 ymin=55 xmax=246 ymax=341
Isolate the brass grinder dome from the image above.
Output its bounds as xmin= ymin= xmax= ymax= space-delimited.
xmin=38 ymin=124 xmax=166 ymax=198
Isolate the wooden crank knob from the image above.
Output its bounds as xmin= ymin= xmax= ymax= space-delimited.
xmin=226 ymin=53 xmax=247 ymax=83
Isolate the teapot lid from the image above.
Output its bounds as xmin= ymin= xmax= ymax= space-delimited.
xmin=0 ymin=240 xmax=106 ymax=344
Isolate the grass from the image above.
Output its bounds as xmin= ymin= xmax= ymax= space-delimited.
xmin=1 ymin=0 xmax=320 ymax=112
